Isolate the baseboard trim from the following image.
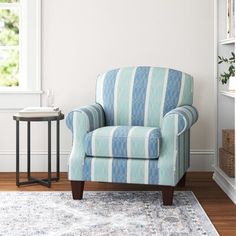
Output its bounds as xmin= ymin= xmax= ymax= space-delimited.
xmin=0 ymin=149 xmax=215 ymax=172
xmin=213 ymin=168 xmax=236 ymax=204
xmin=0 ymin=150 xmax=69 ymax=172
xmin=190 ymin=150 xmax=215 ymax=155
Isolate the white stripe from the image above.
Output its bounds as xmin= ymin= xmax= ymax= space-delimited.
xmin=109 ymin=127 xmax=117 ymax=156
xmin=108 ymin=158 xmax=113 ymax=182
xmin=173 ymin=116 xmax=179 ymax=172
xmin=159 ymin=69 xmax=169 ymax=126
xmin=108 ymin=127 xmax=117 ymax=181
xmin=144 ymin=68 xmax=153 ymax=126
xmin=144 ymin=128 xmax=155 ymax=159
xmin=128 ymin=68 xmax=137 ymax=125
xmin=144 ymin=160 xmax=149 ymax=184
xmin=177 ymin=73 xmax=185 ymax=106
xmin=127 ymin=127 xmax=136 ymax=158
xmin=113 ymin=69 xmax=121 ymax=125
xmin=126 ymin=127 xmax=137 ymax=183
xmin=91 ymin=129 xmax=98 ymax=156
xmin=127 ymin=159 xmax=131 ymax=183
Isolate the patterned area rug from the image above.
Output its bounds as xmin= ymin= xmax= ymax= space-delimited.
xmin=0 ymin=191 xmax=218 ymax=236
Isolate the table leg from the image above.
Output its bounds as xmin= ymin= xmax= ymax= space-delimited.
xmin=27 ymin=121 xmax=31 ymax=180
xmin=56 ymin=120 xmax=60 ymax=181
xmin=16 ymin=121 xmax=20 ymax=186
xmin=48 ymin=121 xmax=51 ymax=188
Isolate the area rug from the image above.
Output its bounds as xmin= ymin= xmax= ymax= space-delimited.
xmin=0 ymin=191 xmax=218 ymax=236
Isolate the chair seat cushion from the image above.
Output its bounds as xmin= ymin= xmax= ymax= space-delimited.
xmin=84 ymin=126 xmax=161 ymax=159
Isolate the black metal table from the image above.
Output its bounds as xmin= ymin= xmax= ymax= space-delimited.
xmin=13 ymin=113 xmax=64 ymax=188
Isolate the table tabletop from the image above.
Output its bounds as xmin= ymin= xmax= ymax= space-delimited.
xmin=13 ymin=113 xmax=64 ymax=122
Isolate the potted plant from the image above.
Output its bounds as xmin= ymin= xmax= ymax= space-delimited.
xmin=218 ymin=52 xmax=235 ymax=90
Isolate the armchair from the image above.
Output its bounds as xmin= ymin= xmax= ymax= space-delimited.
xmin=66 ymin=66 xmax=198 ymax=205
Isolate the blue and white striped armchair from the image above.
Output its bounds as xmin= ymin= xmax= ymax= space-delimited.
xmin=66 ymin=66 xmax=198 ymax=205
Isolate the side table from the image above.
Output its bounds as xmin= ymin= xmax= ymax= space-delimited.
xmin=13 ymin=113 xmax=64 ymax=188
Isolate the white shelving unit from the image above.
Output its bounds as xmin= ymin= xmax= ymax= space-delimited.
xmin=219 ymin=38 xmax=235 ymax=45
xmin=213 ymin=0 xmax=236 ymax=204
xmin=220 ymin=91 xmax=235 ymax=98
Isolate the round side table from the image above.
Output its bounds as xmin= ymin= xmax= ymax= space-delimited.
xmin=13 ymin=113 xmax=64 ymax=188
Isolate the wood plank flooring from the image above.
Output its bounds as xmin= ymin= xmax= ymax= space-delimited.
xmin=0 ymin=172 xmax=236 ymax=236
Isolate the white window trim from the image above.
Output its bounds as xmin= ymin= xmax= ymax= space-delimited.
xmin=0 ymin=0 xmax=42 ymax=110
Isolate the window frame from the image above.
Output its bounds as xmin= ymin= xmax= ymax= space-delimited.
xmin=0 ymin=0 xmax=42 ymax=110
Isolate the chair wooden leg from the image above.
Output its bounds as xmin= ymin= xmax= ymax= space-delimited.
xmin=71 ymin=181 xmax=84 ymax=200
xmin=177 ymin=173 xmax=186 ymax=187
xmin=162 ymin=186 xmax=174 ymax=205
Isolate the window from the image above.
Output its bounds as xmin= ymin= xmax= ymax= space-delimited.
xmin=0 ymin=0 xmax=19 ymax=87
xmin=0 ymin=0 xmax=41 ymax=109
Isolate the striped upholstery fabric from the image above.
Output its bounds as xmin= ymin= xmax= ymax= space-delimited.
xmin=83 ymin=157 xmax=159 ymax=184
xmin=66 ymin=66 xmax=198 ymax=186
xmin=66 ymin=104 xmax=105 ymax=132
xmin=96 ymin=67 xmax=193 ymax=127
xmin=164 ymin=105 xmax=198 ymax=135
xmin=84 ymin=126 xmax=161 ymax=159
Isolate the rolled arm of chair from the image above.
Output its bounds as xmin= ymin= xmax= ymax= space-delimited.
xmin=158 ymin=105 xmax=198 ymax=186
xmin=66 ymin=103 xmax=105 ymax=180
xmin=163 ymin=105 xmax=198 ymax=136
xmin=66 ymin=103 xmax=105 ymax=133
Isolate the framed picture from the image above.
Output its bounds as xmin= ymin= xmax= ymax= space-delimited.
xmin=227 ymin=0 xmax=235 ymax=38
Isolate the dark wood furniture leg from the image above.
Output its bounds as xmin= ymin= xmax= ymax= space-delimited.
xmin=71 ymin=181 xmax=85 ymax=200
xmin=162 ymin=186 xmax=174 ymax=205
xmin=177 ymin=173 xmax=186 ymax=187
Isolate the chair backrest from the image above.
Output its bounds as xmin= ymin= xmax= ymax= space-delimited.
xmin=96 ymin=66 xmax=193 ymax=127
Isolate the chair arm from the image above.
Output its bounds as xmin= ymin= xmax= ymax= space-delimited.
xmin=163 ymin=105 xmax=198 ymax=136
xmin=66 ymin=104 xmax=105 ymax=180
xmin=66 ymin=103 xmax=105 ymax=133
xmin=158 ymin=105 xmax=198 ymax=185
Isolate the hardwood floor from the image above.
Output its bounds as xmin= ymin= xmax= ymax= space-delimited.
xmin=0 ymin=172 xmax=236 ymax=236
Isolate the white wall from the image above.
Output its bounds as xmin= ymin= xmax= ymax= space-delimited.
xmin=0 ymin=0 xmax=215 ymax=172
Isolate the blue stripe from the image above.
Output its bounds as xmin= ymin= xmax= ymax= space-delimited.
xmin=148 ymin=129 xmax=161 ymax=158
xmin=177 ymin=135 xmax=181 ymax=180
xmin=187 ymin=131 xmax=190 ymax=168
xmin=178 ymin=116 xmax=186 ymax=133
xmin=185 ymin=106 xmax=197 ymax=124
xmin=83 ymin=157 xmax=92 ymax=181
xmin=80 ymin=108 xmax=94 ymax=130
xmin=112 ymin=126 xmax=131 ymax=157
xmin=177 ymin=110 xmax=190 ymax=132
xmin=103 ymin=69 xmax=119 ymax=125
xmin=148 ymin=160 xmax=159 ymax=184
xmin=112 ymin=158 xmax=127 ymax=182
xmin=66 ymin=111 xmax=73 ymax=131
xmin=92 ymin=104 xmax=102 ymax=128
xmin=84 ymin=132 xmax=92 ymax=156
xmin=180 ymin=110 xmax=190 ymax=128
xmin=163 ymin=69 xmax=182 ymax=115
xmin=183 ymin=131 xmax=187 ymax=169
xmin=131 ymin=67 xmax=150 ymax=125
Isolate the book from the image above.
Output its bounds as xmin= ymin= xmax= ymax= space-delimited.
xmin=18 ymin=107 xmax=61 ymax=117
xmin=20 ymin=107 xmax=60 ymax=112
